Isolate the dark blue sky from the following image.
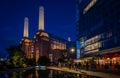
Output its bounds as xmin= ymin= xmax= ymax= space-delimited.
xmin=0 ymin=0 xmax=76 ymax=57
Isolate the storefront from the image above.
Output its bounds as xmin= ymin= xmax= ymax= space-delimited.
xmin=77 ymin=52 xmax=120 ymax=70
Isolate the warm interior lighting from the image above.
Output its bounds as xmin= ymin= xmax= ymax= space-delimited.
xmin=85 ymin=42 xmax=101 ymax=51
xmin=85 ymin=35 xmax=100 ymax=45
xmin=51 ymin=41 xmax=66 ymax=50
xmin=112 ymin=58 xmax=116 ymax=60
xmin=107 ymin=58 xmax=110 ymax=60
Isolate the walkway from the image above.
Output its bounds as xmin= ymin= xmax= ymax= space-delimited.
xmin=47 ymin=66 xmax=120 ymax=78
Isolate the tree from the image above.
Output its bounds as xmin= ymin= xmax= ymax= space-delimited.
xmin=6 ymin=45 xmax=27 ymax=67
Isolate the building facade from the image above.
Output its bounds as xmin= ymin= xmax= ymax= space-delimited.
xmin=21 ymin=37 xmax=34 ymax=59
xmin=20 ymin=6 xmax=67 ymax=64
xmin=77 ymin=0 xmax=120 ymax=68
xmin=33 ymin=30 xmax=66 ymax=63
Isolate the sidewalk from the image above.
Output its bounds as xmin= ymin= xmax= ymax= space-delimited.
xmin=47 ymin=66 xmax=120 ymax=78
xmin=89 ymin=68 xmax=120 ymax=75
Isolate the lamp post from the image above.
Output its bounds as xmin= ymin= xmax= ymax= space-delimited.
xmin=70 ymin=47 xmax=75 ymax=59
xmin=70 ymin=48 xmax=75 ymax=53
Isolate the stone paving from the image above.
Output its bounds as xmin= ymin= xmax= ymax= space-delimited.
xmin=47 ymin=66 xmax=120 ymax=78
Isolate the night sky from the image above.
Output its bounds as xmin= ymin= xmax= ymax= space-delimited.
xmin=0 ymin=0 xmax=76 ymax=57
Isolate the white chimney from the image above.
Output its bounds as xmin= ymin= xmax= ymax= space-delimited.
xmin=24 ymin=17 xmax=29 ymax=37
xmin=68 ymin=37 xmax=71 ymax=42
xmin=38 ymin=6 xmax=44 ymax=31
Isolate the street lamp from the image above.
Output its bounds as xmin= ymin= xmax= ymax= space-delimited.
xmin=70 ymin=48 xmax=75 ymax=53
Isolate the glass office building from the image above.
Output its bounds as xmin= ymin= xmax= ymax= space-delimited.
xmin=76 ymin=0 xmax=120 ymax=66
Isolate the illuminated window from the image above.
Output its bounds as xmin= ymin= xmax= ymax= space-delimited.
xmin=85 ymin=42 xmax=101 ymax=52
xmin=85 ymin=35 xmax=100 ymax=45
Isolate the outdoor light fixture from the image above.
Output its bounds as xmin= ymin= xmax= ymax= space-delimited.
xmin=70 ymin=48 xmax=75 ymax=53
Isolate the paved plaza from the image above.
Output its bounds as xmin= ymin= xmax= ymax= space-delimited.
xmin=47 ymin=66 xmax=120 ymax=78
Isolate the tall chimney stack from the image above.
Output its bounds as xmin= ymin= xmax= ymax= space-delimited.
xmin=24 ymin=17 xmax=29 ymax=37
xmin=68 ymin=37 xmax=71 ymax=42
xmin=38 ymin=6 xmax=44 ymax=31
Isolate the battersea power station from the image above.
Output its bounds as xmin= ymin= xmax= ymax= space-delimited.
xmin=20 ymin=6 xmax=67 ymax=63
